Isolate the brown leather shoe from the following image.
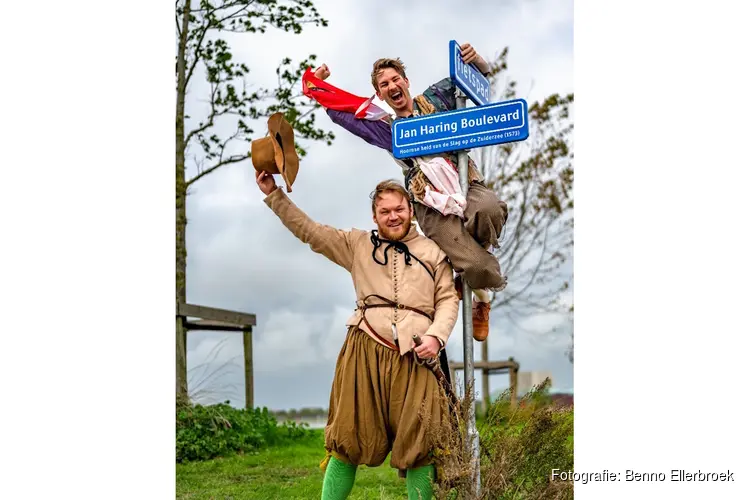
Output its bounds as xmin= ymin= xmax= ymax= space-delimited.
xmin=472 ymin=300 xmax=490 ymax=341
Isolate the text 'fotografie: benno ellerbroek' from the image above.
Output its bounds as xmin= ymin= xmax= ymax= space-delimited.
xmin=551 ymin=469 xmax=735 ymax=483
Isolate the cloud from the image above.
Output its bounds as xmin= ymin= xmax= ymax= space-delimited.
xmin=255 ymin=307 xmax=348 ymax=372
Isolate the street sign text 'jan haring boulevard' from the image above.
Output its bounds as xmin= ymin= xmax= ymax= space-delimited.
xmin=391 ymin=98 xmax=530 ymax=159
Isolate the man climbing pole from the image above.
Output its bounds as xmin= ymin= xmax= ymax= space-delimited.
xmin=302 ymin=42 xmax=508 ymax=342
xmin=252 ymin=114 xmax=459 ymax=499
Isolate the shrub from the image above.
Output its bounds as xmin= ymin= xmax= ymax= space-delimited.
xmin=478 ymin=380 xmax=573 ymax=499
xmin=425 ymin=379 xmax=574 ymax=499
xmin=176 ymin=400 xmax=311 ymax=462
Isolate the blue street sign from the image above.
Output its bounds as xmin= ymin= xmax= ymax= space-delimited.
xmin=391 ymin=98 xmax=529 ymax=159
xmin=449 ymin=40 xmax=491 ymax=106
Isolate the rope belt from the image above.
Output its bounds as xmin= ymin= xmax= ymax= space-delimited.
xmin=357 ymin=294 xmax=433 ymax=351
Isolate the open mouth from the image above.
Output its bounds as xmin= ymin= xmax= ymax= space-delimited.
xmin=389 ymin=90 xmax=403 ymax=103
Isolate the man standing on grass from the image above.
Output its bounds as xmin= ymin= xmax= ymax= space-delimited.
xmin=302 ymin=42 xmax=508 ymax=343
xmin=256 ymin=169 xmax=458 ymax=499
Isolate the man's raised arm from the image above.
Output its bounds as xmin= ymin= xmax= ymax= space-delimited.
xmin=304 ymin=65 xmax=393 ymax=152
xmin=258 ymin=170 xmax=356 ymax=272
xmin=326 ymin=108 xmax=392 ymax=152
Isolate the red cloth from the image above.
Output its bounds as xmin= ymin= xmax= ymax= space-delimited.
xmin=302 ymin=68 xmax=389 ymax=121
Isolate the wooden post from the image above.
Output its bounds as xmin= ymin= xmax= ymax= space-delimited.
xmin=481 ymin=341 xmax=490 ymax=414
xmin=243 ymin=327 xmax=254 ymax=409
xmin=176 ymin=316 xmax=188 ymax=401
xmin=177 ymin=303 xmax=257 ymax=407
xmin=510 ymin=364 xmax=518 ymax=408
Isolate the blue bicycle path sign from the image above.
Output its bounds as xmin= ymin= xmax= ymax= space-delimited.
xmin=449 ymin=40 xmax=490 ymax=107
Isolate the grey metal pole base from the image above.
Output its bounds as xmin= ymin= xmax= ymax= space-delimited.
xmin=456 ymin=90 xmax=481 ymax=496
xmin=462 ymin=279 xmax=480 ymax=495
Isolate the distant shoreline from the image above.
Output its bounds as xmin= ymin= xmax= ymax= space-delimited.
xmin=277 ymin=415 xmax=326 ymax=429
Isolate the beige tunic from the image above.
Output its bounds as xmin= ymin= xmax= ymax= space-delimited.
xmin=264 ymin=188 xmax=459 ymax=355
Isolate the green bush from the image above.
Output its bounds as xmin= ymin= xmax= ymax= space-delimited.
xmin=176 ymin=400 xmax=312 ymax=462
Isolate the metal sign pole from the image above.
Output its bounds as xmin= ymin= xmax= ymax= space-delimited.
xmin=456 ymin=89 xmax=481 ymax=496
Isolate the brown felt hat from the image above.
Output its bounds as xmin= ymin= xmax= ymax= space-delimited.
xmin=251 ymin=112 xmax=299 ymax=193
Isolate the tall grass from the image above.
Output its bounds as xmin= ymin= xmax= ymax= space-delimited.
xmin=424 ymin=378 xmax=573 ymax=499
xmin=187 ymin=336 xmax=243 ymax=406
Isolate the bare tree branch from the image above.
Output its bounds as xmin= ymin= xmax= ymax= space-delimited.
xmin=184 ymin=22 xmax=211 ymax=93
xmin=187 ymin=123 xmax=249 ymax=186
xmin=217 ymin=2 xmax=255 ymax=24
xmin=188 ymin=154 xmax=249 ymax=187
xmin=476 ymin=50 xmax=574 ymax=325
xmin=189 ymin=0 xmax=250 ymax=15
xmin=185 ymin=82 xmax=221 ymax=144
xmin=498 ymin=221 xmax=550 ymax=304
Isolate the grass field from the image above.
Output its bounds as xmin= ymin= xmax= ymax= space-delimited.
xmin=176 ymin=429 xmax=407 ymax=499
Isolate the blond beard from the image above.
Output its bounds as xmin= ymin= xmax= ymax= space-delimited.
xmin=377 ymin=221 xmax=410 ymax=241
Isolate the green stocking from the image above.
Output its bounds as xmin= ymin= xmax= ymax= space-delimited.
xmin=406 ymin=465 xmax=435 ymax=500
xmin=321 ymin=456 xmax=356 ymax=500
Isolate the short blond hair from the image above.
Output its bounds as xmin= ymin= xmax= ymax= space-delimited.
xmin=370 ymin=179 xmax=410 ymax=214
xmin=371 ymin=58 xmax=407 ymax=91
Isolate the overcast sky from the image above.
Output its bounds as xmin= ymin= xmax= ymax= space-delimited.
xmin=182 ymin=0 xmax=574 ymax=411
